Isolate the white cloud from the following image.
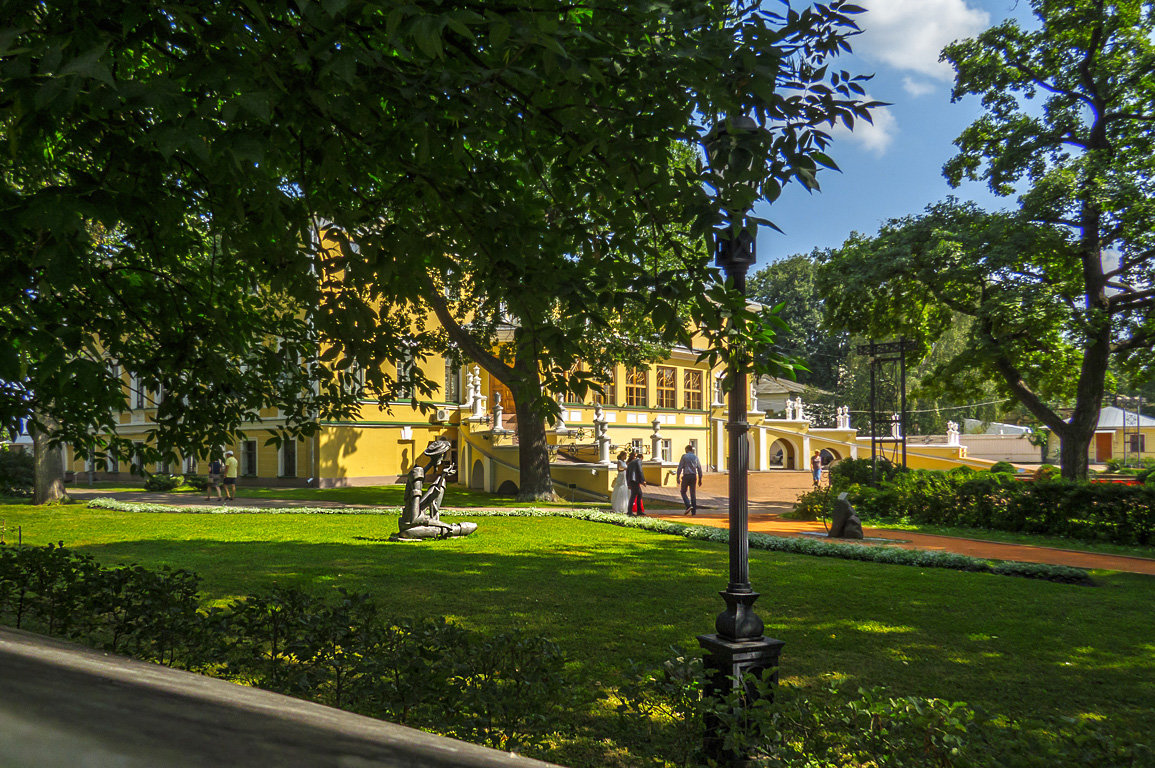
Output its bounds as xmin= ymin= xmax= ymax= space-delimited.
xmin=855 ymin=0 xmax=990 ymax=82
xmin=902 ymin=76 xmax=937 ymax=97
xmin=831 ymin=100 xmax=898 ymax=156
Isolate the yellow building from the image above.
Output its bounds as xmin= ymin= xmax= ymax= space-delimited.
xmin=67 ymin=336 xmax=992 ymax=499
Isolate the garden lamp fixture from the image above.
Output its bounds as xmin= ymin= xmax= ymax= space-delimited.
xmin=698 ymin=115 xmax=785 ymax=763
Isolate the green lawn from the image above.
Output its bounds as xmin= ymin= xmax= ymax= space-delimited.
xmin=62 ymin=481 xmax=681 ymax=509
xmin=2 ymin=502 xmax=1153 ymax=764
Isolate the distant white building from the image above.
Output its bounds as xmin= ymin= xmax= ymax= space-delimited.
xmin=753 ymin=376 xmax=810 ymax=414
xmin=963 ymin=419 xmax=1032 ymax=436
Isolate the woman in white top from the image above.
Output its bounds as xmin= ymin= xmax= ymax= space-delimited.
xmin=610 ymin=450 xmax=630 ymax=515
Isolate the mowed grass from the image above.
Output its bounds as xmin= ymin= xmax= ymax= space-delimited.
xmin=65 ymin=481 xmax=683 ymax=509
xmin=2 ymin=503 xmax=1153 ymax=743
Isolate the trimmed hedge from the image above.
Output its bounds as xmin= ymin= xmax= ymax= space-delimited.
xmin=0 ymin=542 xmax=568 ymax=752
xmin=85 ymin=498 xmax=1094 ymax=585
xmin=815 ymin=463 xmax=1155 ymax=546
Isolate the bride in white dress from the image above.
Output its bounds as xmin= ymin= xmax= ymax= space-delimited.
xmin=610 ymin=451 xmax=630 ymax=514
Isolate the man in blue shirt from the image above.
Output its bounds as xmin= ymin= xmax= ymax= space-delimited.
xmin=676 ymin=445 xmax=703 ymax=516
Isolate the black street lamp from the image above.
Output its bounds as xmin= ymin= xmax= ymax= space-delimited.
xmin=698 ymin=116 xmax=784 ymax=763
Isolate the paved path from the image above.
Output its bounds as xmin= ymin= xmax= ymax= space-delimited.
xmin=0 ymin=626 xmax=557 ymax=768
xmin=67 ymin=472 xmax=1155 ymax=576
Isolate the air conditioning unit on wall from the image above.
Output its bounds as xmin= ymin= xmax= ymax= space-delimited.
xmin=434 ymin=408 xmax=451 ymax=423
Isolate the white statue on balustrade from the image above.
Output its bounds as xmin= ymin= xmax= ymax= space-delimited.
xmin=784 ymin=399 xmax=795 ymax=421
xmin=946 ymin=420 xmax=960 ymax=446
xmin=890 ymin=413 xmax=902 ymax=440
xmin=794 ymin=397 xmax=806 ymax=422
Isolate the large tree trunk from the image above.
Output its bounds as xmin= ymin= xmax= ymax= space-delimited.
xmin=31 ymin=416 xmax=67 ymax=505
xmin=513 ymin=406 xmax=556 ymax=501
xmin=508 ymin=350 xmax=557 ymax=502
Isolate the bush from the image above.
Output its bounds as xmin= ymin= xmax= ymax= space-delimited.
xmin=828 ymin=457 xmax=907 ymax=490
xmin=143 ymin=473 xmax=182 ymax=492
xmin=0 ymin=543 xmax=568 ymax=752
xmin=619 ymin=650 xmax=1151 ymax=767
xmin=0 ymin=449 xmax=34 ymax=496
xmin=183 ymin=474 xmax=209 ymax=491
xmin=989 ymin=460 xmax=1018 ymax=474
xmin=820 ymin=468 xmax=1155 ymax=546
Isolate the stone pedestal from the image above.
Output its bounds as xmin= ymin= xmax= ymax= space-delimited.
xmin=697 ymin=632 xmax=785 ymax=767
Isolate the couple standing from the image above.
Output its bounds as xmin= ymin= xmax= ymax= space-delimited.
xmin=610 ymin=444 xmax=703 ymax=517
xmin=611 ymin=449 xmax=648 ymax=516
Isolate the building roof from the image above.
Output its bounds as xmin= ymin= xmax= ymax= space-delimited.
xmin=754 ymin=375 xmax=808 ymax=395
xmin=1096 ymin=406 xmax=1155 ymax=429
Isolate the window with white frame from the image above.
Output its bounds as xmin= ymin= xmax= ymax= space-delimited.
xmin=683 ymin=370 xmax=703 ymax=410
xmin=395 ymin=353 xmax=416 ymax=400
xmin=593 ymin=368 xmax=616 ymax=406
xmin=626 ymin=368 xmax=648 ymax=407
xmin=444 ymin=358 xmax=461 ymax=403
xmin=661 ymin=439 xmax=672 ymax=462
xmin=656 ymin=366 xmax=676 ymax=409
xmin=282 ymin=440 xmax=297 ymax=478
xmin=243 ymin=440 xmax=258 ymax=476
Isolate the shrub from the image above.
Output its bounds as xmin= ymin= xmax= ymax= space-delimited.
xmin=988 ymin=460 xmax=1018 ymax=474
xmin=183 ymin=474 xmax=209 ymax=491
xmin=0 ymin=449 xmax=34 ymax=496
xmin=143 ymin=473 xmax=182 ymax=492
xmin=819 ymin=469 xmax=1155 ymax=546
xmin=620 ymin=651 xmax=1151 ymax=768
xmin=828 ymin=457 xmax=907 ymax=490
xmin=0 ymin=544 xmax=567 ymax=752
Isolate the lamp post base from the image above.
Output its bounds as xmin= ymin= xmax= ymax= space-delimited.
xmin=697 ymin=633 xmax=785 ymax=766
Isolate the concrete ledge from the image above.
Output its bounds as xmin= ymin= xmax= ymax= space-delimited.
xmin=0 ymin=626 xmax=560 ymax=768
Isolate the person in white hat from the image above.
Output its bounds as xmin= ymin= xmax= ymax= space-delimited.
xmin=223 ymin=450 xmax=239 ymax=501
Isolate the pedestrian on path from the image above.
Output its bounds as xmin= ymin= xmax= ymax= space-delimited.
xmin=811 ymin=450 xmax=824 ymax=488
xmin=676 ymin=444 xmax=703 ymax=516
xmin=625 ymin=449 xmax=647 ymax=516
xmin=223 ymin=451 xmax=239 ymax=501
xmin=205 ymin=457 xmax=223 ymax=501
xmin=611 ymin=451 xmax=630 ymax=515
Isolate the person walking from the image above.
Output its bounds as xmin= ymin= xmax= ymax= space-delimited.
xmin=610 ymin=450 xmax=630 ymax=515
xmin=205 ymin=456 xmax=223 ymax=502
xmin=223 ymin=450 xmax=239 ymax=501
xmin=625 ymin=449 xmax=647 ymax=516
xmin=676 ymin=444 xmax=703 ymax=516
xmin=811 ymin=449 xmax=824 ymax=488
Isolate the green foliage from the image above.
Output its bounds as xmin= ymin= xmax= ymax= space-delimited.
xmin=0 ymin=450 xmax=34 ymax=496
xmin=828 ymin=457 xmax=908 ymax=490
xmin=0 ymin=544 xmax=567 ymax=751
xmin=836 ymin=470 xmax=1155 ymax=546
xmin=183 ymin=474 xmax=208 ymax=492
xmin=143 ymin=473 xmax=182 ymax=492
xmin=618 ymin=654 xmax=1151 ymax=767
xmin=988 ymin=461 xmax=1017 ymax=474
xmin=747 ymin=253 xmax=847 ymax=390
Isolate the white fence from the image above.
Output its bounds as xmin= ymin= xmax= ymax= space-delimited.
xmin=959 ymin=434 xmax=1041 ymax=463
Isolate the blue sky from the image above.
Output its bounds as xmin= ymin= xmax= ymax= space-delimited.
xmin=754 ymin=0 xmax=1038 ymax=266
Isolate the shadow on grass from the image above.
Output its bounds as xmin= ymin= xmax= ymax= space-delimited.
xmin=75 ymin=529 xmax=1155 ymax=741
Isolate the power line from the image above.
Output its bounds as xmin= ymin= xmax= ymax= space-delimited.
xmin=847 ymin=398 xmax=1012 ymax=415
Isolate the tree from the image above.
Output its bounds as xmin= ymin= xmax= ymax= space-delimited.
xmin=279 ymin=1 xmax=879 ymax=499
xmin=940 ymin=0 xmax=1155 ymax=478
xmin=819 ymin=1 xmax=1155 ymax=479
xmin=747 ymin=252 xmax=848 ymax=391
xmin=2 ymin=0 xmax=878 ymax=501
xmin=1 ymin=0 xmax=373 ymax=500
